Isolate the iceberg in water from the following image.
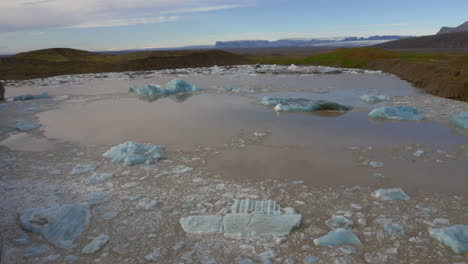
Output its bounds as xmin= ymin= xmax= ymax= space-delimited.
xmin=102 ymin=141 xmax=166 ymax=166
xmin=369 ymin=106 xmax=424 ymax=121
xmin=453 ymin=112 xmax=468 ymax=129
xmin=14 ymin=92 xmax=50 ymax=101
xmin=360 ymin=94 xmax=388 ymax=104
xmin=428 ymin=225 xmax=468 ymax=254
xmin=261 ymin=96 xmax=351 ymax=112
xmin=129 ymin=79 xmax=202 ymax=96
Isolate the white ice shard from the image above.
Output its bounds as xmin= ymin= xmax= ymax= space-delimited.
xmin=360 ymin=94 xmax=388 ymax=104
xmin=453 ymin=112 xmax=468 ymax=129
xmin=70 ymin=164 xmax=97 ymax=174
xmin=313 ymin=228 xmax=363 ymax=247
xmin=179 ymin=199 xmax=301 ymax=239
xmin=372 ymin=188 xmax=410 ymax=201
xmin=102 ymin=141 xmax=166 ymax=166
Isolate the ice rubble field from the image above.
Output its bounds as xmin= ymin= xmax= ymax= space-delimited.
xmin=0 ymin=65 xmax=468 ymax=264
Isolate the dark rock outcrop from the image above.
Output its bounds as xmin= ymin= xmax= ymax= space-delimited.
xmin=0 ymin=82 xmax=4 ymax=101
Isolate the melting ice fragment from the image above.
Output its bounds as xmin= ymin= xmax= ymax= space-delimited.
xmin=15 ymin=120 xmax=41 ymax=131
xmin=19 ymin=204 xmax=91 ymax=249
xmin=14 ymin=92 xmax=50 ymax=101
xmin=70 ymin=164 xmax=97 ymax=174
xmin=102 ymin=141 xmax=166 ymax=166
xmin=326 ymin=215 xmax=354 ymax=230
xmin=179 ymin=200 xmax=301 ymax=239
xmin=453 ymin=112 xmax=468 ymax=129
xmin=372 ymin=188 xmax=410 ymax=201
xmin=428 ymin=225 xmax=468 ymax=254
xmin=360 ymin=94 xmax=388 ymax=104
xmin=313 ymin=228 xmax=363 ymax=247
xmin=260 ymin=96 xmax=351 ymax=112
xmin=129 ymin=79 xmax=201 ymax=96
xmin=87 ymin=172 xmax=114 ymax=184
xmin=369 ymin=106 xmax=424 ymax=121
xmin=82 ymin=234 xmax=109 ymax=254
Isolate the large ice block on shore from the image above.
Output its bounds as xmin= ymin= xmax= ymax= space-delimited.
xmin=102 ymin=141 xmax=166 ymax=166
xmin=19 ymin=204 xmax=90 ymax=249
xmin=179 ymin=199 xmax=301 ymax=239
xmin=129 ymin=79 xmax=201 ymax=96
xmin=453 ymin=112 xmax=468 ymax=129
xmin=14 ymin=92 xmax=50 ymax=101
xmin=369 ymin=106 xmax=424 ymax=121
xmin=428 ymin=225 xmax=468 ymax=254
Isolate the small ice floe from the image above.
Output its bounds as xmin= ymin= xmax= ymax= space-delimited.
xmin=453 ymin=112 xmax=468 ymax=129
xmin=87 ymin=172 xmax=114 ymax=184
xmin=369 ymin=161 xmax=384 ymax=168
xmin=369 ymin=106 xmax=424 ymax=121
xmin=70 ymin=164 xmax=97 ymax=174
xmin=179 ymin=199 xmax=301 ymax=239
xmin=326 ymin=215 xmax=354 ymax=230
xmin=360 ymin=94 xmax=388 ymax=104
xmin=372 ymin=188 xmax=410 ymax=201
xmin=15 ymin=120 xmax=41 ymax=131
xmin=372 ymin=173 xmax=385 ymax=179
xmin=428 ymin=225 xmax=468 ymax=254
xmin=103 ymin=141 xmax=166 ymax=166
xmin=313 ymin=228 xmax=363 ymax=247
xmin=129 ymin=79 xmax=201 ymax=96
xmin=14 ymin=92 xmax=50 ymax=101
xmin=81 ymin=234 xmax=109 ymax=254
xmin=413 ymin=150 xmax=425 ymax=157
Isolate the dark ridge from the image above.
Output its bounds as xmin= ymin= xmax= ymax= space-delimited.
xmin=373 ymin=32 xmax=468 ymax=49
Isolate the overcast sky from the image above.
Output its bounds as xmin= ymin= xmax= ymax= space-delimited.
xmin=0 ymin=0 xmax=467 ymax=54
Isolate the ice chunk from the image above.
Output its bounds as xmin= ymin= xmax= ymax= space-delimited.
xmin=428 ymin=225 xmax=468 ymax=254
xmin=326 ymin=216 xmax=354 ymax=230
xmin=13 ymin=92 xmax=50 ymax=101
xmin=179 ymin=215 xmax=224 ymax=234
xmin=102 ymin=141 xmax=166 ymax=166
xmin=372 ymin=188 xmax=410 ymax=201
xmin=453 ymin=112 xmax=468 ymax=129
xmin=87 ymin=172 xmax=114 ymax=184
xmin=360 ymin=94 xmax=388 ymax=104
xmin=369 ymin=161 xmax=384 ymax=168
xmin=273 ymin=100 xmax=351 ymax=112
xmin=19 ymin=204 xmax=90 ymax=249
xmin=82 ymin=234 xmax=109 ymax=254
xmin=129 ymin=79 xmax=201 ymax=96
xmin=303 ymin=256 xmax=319 ymax=264
xmin=70 ymin=164 xmax=97 ymax=174
xmin=384 ymin=223 xmax=405 ymax=237
xmin=313 ymin=228 xmax=363 ymax=247
xmin=15 ymin=120 xmax=41 ymax=131
xmin=179 ymin=200 xmax=302 ymax=239
xmin=369 ymin=106 xmax=424 ymax=121
xmin=413 ymin=150 xmax=425 ymax=157
xmin=25 ymin=244 xmax=50 ymax=257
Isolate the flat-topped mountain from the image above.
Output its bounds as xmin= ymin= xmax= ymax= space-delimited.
xmin=437 ymin=21 xmax=468 ymax=34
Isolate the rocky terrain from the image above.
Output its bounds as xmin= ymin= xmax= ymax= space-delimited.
xmin=0 ymin=65 xmax=467 ymax=264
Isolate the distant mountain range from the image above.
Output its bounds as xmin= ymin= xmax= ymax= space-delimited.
xmin=437 ymin=21 xmax=468 ymax=35
xmin=215 ymin=36 xmax=411 ymax=49
xmin=374 ymin=31 xmax=468 ymax=49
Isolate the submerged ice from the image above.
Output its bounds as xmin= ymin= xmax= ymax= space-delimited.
xmin=313 ymin=228 xmax=363 ymax=247
xmin=102 ymin=141 xmax=166 ymax=166
xmin=360 ymin=94 xmax=388 ymax=104
xmin=372 ymin=188 xmax=410 ymax=201
xmin=453 ymin=112 xmax=468 ymax=129
xmin=13 ymin=92 xmax=50 ymax=101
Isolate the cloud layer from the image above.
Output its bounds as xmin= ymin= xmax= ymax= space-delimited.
xmin=0 ymin=0 xmax=251 ymax=32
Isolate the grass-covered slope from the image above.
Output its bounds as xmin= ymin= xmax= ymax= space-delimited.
xmin=0 ymin=48 xmax=249 ymax=80
xmin=252 ymin=48 xmax=468 ymax=102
